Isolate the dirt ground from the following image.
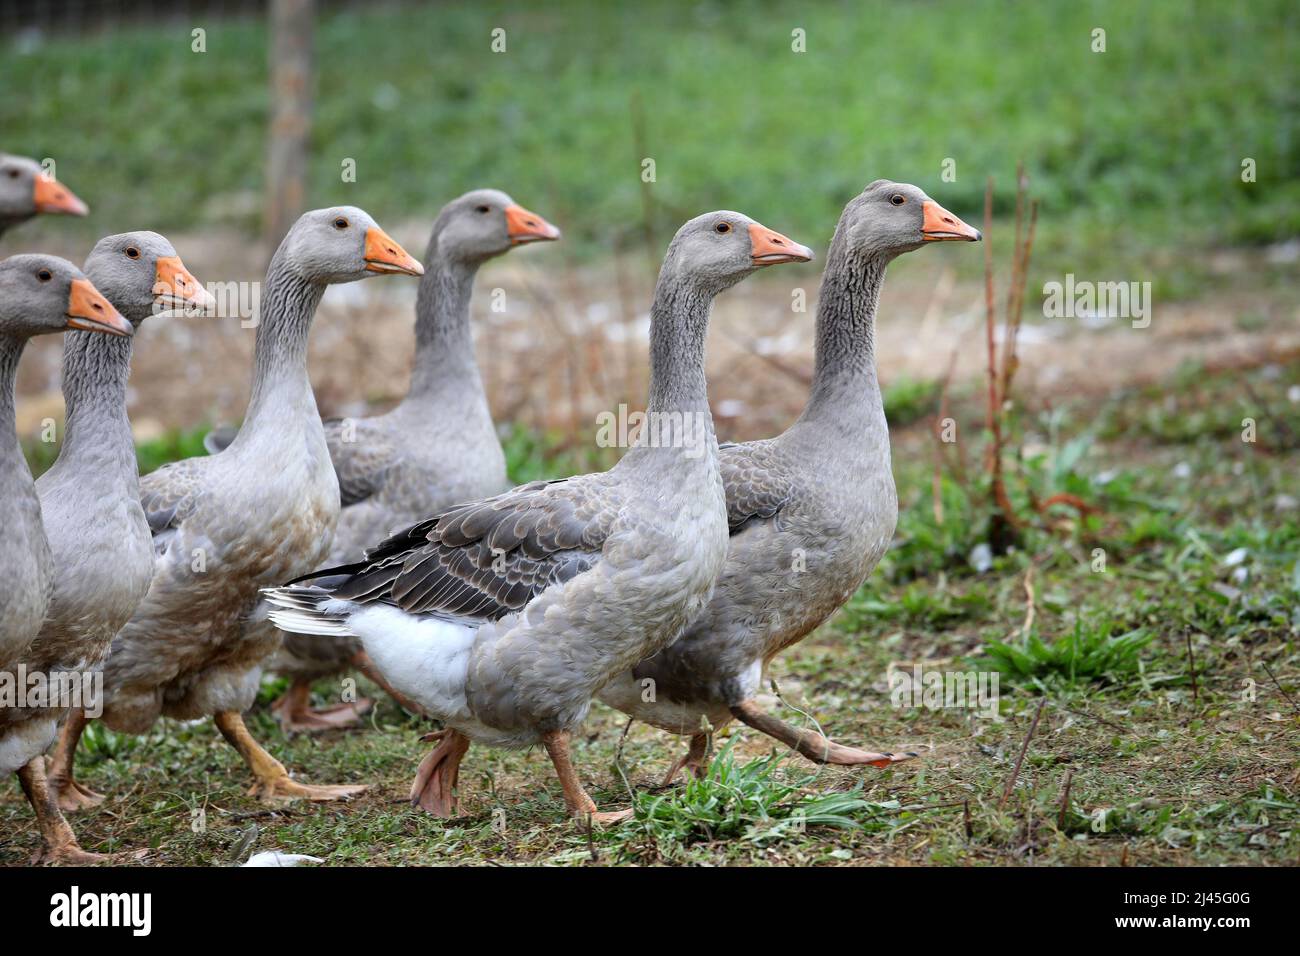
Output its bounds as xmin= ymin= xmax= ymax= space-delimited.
xmin=13 ymin=225 xmax=1300 ymax=443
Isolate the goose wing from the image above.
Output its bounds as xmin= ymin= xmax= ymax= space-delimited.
xmin=323 ymin=416 xmax=403 ymax=508
xmin=718 ymin=440 xmax=794 ymax=533
xmin=318 ymin=474 xmax=619 ymax=622
xmin=139 ymin=457 xmax=208 ymax=553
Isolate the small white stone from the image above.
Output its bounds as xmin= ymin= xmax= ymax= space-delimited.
xmin=1223 ymin=547 xmax=1249 ymax=567
xmin=243 ymin=851 xmax=325 ymax=867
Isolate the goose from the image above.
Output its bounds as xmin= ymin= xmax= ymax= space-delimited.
xmin=18 ymin=235 xmax=210 ymax=841
xmin=265 ymin=211 xmax=814 ymax=821
xmin=49 ymin=208 xmax=424 ymax=809
xmin=205 ymin=190 xmax=560 ymax=733
xmin=0 ymin=254 xmax=129 ymax=860
xmin=598 ymin=181 xmax=981 ymax=781
xmin=0 ymin=154 xmax=88 ymax=238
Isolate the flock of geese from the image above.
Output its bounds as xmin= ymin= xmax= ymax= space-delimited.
xmin=0 ymin=150 xmax=980 ymax=864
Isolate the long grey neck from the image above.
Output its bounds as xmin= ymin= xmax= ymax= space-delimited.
xmin=619 ymin=274 xmax=718 ymax=469
xmin=646 ymin=278 xmax=713 ymax=417
xmin=239 ymin=245 xmax=325 ymax=434
xmin=403 ymin=244 xmax=482 ymax=405
xmin=0 ymin=334 xmax=25 ymax=475
xmin=56 ymin=330 xmax=137 ymax=474
xmin=797 ymin=233 xmax=890 ymax=433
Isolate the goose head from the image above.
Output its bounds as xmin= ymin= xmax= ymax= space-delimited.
xmin=661 ymin=211 xmax=814 ymax=294
xmin=0 ymin=254 xmax=130 ymax=339
xmin=0 ymin=154 xmax=88 ymax=223
xmin=281 ymin=206 xmax=424 ymax=284
xmin=84 ymin=231 xmax=216 ymax=326
xmin=434 ymin=189 xmax=560 ymax=263
xmin=842 ymin=180 xmax=981 ymax=258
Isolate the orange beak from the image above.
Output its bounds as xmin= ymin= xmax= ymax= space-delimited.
xmin=33 ymin=174 xmax=89 ymax=217
xmin=66 ymin=278 xmax=132 ymax=336
xmin=505 ymin=204 xmax=561 ymax=244
xmin=154 ymin=256 xmax=216 ymax=313
xmin=364 ymin=226 xmax=424 ymax=276
xmin=922 ymin=200 xmax=981 ymax=241
xmin=748 ymin=222 xmax=814 ymax=266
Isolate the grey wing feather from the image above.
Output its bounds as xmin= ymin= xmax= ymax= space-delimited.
xmin=719 ymin=440 xmax=794 ymax=533
xmin=139 ymin=457 xmax=207 ymax=553
xmin=323 ymin=417 xmax=401 ymax=508
xmin=331 ymin=475 xmax=617 ymax=621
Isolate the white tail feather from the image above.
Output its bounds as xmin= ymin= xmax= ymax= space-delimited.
xmin=263 ymin=586 xmax=355 ymax=637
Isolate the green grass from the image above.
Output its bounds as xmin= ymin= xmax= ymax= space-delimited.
xmin=3 ymin=356 xmax=1297 ymax=867
xmin=3 ymin=0 xmax=1297 ymax=289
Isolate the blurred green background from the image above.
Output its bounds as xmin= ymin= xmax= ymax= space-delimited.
xmin=3 ymin=0 xmax=1297 ymax=286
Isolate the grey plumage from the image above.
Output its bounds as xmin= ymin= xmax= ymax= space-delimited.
xmin=0 ymin=254 xmax=127 ymax=768
xmin=266 ymin=211 xmax=813 ymax=815
xmin=0 ymin=154 xmax=87 ymax=238
xmin=71 ymin=209 xmax=421 ymax=743
xmin=1 ymin=235 xmax=209 ymax=772
xmin=598 ymin=181 xmax=981 ymax=761
xmin=216 ymin=190 xmax=557 ymax=692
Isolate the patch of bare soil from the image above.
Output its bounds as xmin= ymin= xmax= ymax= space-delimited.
xmin=13 ymin=226 xmax=1299 ymax=443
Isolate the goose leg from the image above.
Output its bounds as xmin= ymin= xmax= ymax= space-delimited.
xmin=18 ymin=757 xmax=144 ymax=864
xmin=541 ymin=729 xmax=632 ymax=826
xmin=352 ymin=649 xmax=426 ymax=716
xmin=661 ymin=732 xmax=710 ymax=786
xmin=46 ymin=707 xmax=107 ymax=813
xmin=213 ymin=710 xmax=368 ymax=802
xmin=409 ymin=729 xmax=471 ymax=816
xmin=730 ymin=701 xmax=917 ymax=767
xmin=271 ymin=678 xmax=372 ymax=733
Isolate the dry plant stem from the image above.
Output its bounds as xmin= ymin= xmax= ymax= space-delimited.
xmin=1000 ymin=195 xmax=1039 ymax=405
xmin=1019 ymin=565 xmax=1037 ymax=637
xmin=1260 ymin=660 xmax=1299 ymax=716
xmin=982 ymin=178 xmax=1016 ymax=546
xmin=1058 ymin=769 xmax=1074 ymax=830
xmin=998 ymin=698 xmax=1047 ymax=810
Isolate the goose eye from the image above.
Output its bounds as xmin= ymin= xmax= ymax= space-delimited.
xmin=125 ymin=247 xmax=141 ymax=259
xmin=37 ymin=269 xmax=52 ymax=282
xmin=715 ymin=222 xmax=731 ymax=234
xmin=333 ymin=217 xmax=349 ymax=229
xmin=890 ymin=194 xmax=906 ymax=206
xmin=7 ymin=169 xmax=19 ymax=179
xmin=475 ymin=204 xmax=490 ymax=214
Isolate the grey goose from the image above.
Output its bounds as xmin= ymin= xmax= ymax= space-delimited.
xmin=14 ymin=235 xmax=211 ymax=863
xmin=265 ymin=211 xmax=814 ymax=821
xmin=0 ymin=154 xmax=88 ymax=239
xmin=49 ymin=208 xmax=424 ymax=809
xmin=599 ymin=180 xmax=982 ymax=781
xmin=206 ymin=190 xmax=560 ymax=733
xmin=0 ymin=254 xmax=128 ymax=860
